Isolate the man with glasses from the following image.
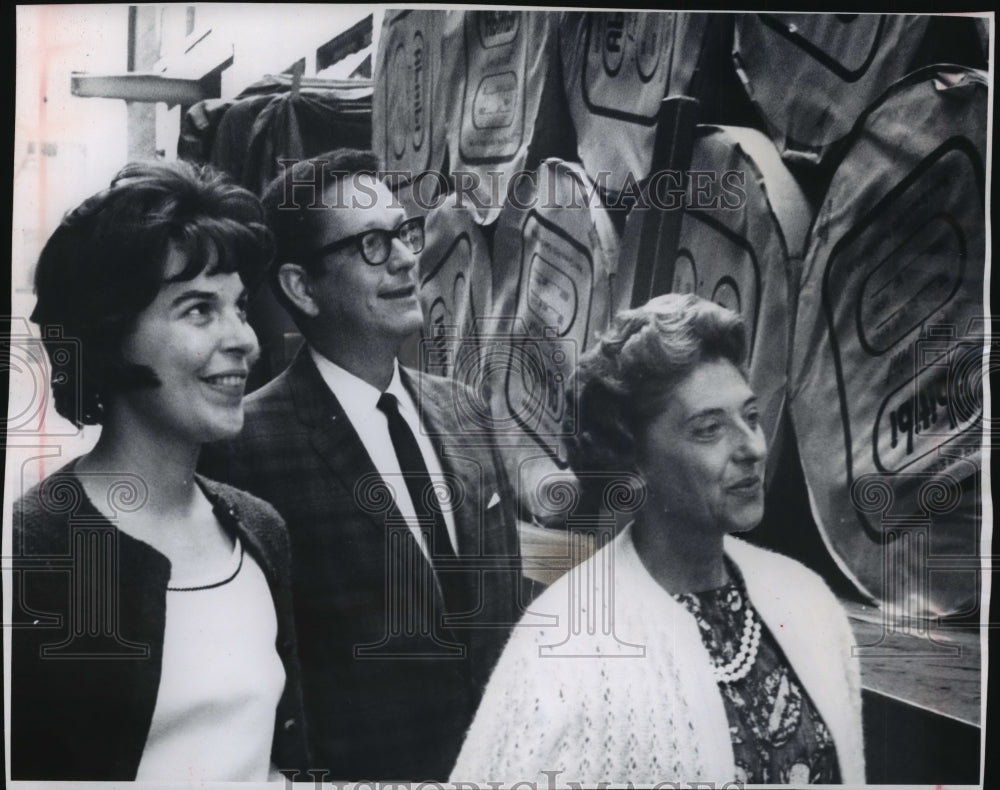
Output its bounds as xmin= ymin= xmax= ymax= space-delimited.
xmin=200 ymin=150 xmax=522 ymax=781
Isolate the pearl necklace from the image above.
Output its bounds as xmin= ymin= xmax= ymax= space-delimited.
xmin=712 ymin=604 xmax=762 ymax=684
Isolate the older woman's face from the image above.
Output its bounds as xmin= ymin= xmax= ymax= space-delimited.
xmin=636 ymin=358 xmax=766 ymax=536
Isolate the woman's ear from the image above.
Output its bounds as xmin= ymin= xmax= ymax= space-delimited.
xmin=277 ymin=263 xmax=321 ymax=318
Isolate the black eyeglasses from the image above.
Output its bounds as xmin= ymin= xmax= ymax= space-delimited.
xmin=306 ymin=216 xmax=425 ymax=266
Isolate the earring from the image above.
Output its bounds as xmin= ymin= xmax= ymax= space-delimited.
xmin=87 ymin=392 xmax=104 ymax=422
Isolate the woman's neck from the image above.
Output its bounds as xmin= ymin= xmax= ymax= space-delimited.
xmin=76 ymin=416 xmax=201 ymax=520
xmin=74 ymin=414 xmax=234 ymax=569
xmin=631 ymin=509 xmax=729 ymax=595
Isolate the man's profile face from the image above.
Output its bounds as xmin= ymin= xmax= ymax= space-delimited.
xmin=304 ymin=174 xmax=424 ymax=346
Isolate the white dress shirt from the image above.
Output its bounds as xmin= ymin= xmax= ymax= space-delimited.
xmin=309 ymin=347 xmax=459 ymax=559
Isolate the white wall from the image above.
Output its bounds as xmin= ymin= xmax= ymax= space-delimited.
xmin=11 ymin=5 xmax=132 ymax=486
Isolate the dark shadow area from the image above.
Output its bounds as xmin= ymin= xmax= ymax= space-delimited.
xmin=863 ymin=689 xmax=980 ymax=784
xmin=747 ymin=417 xmax=865 ymax=602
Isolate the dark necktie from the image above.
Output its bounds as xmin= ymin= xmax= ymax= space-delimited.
xmin=377 ymin=392 xmax=457 ymax=566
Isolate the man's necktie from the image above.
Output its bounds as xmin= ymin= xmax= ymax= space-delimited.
xmin=377 ymin=392 xmax=458 ymax=567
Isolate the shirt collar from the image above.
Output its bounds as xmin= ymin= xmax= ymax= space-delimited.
xmin=384 ymin=364 xmax=415 ymax=418
xmin=308 ymin=346 xmax=411 ymax=421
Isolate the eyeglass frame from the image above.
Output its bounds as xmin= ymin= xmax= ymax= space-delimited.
xmin=303 ymin=216 xmax=426 ymax=267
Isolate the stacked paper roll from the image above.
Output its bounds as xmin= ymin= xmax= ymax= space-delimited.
xmin=488 ymin=159 xmax=621 ymax=516
xmin=372 ymin=10 xmax=446 ymax=181
xmin=789 ymin=66 xmax=987 ymax=617
xmin=440 ymin=11 xmax=566 ymax=225
xmin=416 ymin=192 xmax=494 ymax=383
xmin=560 ymin=11 xmax=710 ymax=196
xmin=734 ymin=14 xmax=930 ymax=168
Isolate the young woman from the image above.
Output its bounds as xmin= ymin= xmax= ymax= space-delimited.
xmin=12 ymin=161 xmax=308 ymax=780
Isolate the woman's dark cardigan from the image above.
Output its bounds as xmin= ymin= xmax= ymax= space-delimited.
xmin=10 ymin=463 xmax=311 ymax=780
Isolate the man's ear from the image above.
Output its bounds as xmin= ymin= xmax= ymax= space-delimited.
xmin=277 ymin=263 xmax=321 ymax=318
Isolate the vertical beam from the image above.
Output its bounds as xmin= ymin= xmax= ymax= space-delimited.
xmin=628 ymin=96 xmax=699 ymax=307
xmin=126 ymin=5 xmax=159 ymax=160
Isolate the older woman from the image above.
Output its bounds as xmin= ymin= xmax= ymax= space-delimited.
xmin=450 ymin=294 xmax=864 ymax=785
xmin=12 ymin=161 xmax=308 ymax=780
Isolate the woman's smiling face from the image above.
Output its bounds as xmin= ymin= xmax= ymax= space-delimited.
xmin=114 ymin=245 xmax=259 ymax=447
xmin=636 ymin=358 xmax=767 ymax=537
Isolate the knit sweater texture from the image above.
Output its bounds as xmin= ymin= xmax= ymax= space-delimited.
xmin=450 ymin=526 xmax=865 ymax=786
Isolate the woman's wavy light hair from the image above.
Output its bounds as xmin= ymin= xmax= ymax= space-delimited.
xmin=564 ymin=293 xmax=748 ymax=485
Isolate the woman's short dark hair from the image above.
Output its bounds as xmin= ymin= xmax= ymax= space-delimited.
xmin=565 ymin=293 xmax=748 ymax=481
xmin=31 ymin=160 xmax=274 ymax=427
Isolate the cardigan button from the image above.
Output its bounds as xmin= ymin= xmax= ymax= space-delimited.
xmin=283 ymin=718 xmax=297 ymax=732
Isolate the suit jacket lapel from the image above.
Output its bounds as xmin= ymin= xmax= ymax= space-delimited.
xmin=401 ymin=367 xmax=493 ymax=624
xmin=400 ymin=368 xmax=482 ymax=556
xmin=285 ymin=349 xmax=410 ymax=535
xmin=284 ymin=351 xmax=461 ymax=625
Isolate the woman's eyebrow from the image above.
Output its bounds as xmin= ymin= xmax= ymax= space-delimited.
xmin=168 ymin=289 xmax=219 ymax=308
xmin=684 ymin=396 xmax=758 ymax=422
xmin=685 ymin=407 xmax=725 ymax=422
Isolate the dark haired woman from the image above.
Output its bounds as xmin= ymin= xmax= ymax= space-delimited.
xmin=451 ymin=294 xmax=864 ymax=785
xmin=12 ymin=161 xmax=308 ymax=780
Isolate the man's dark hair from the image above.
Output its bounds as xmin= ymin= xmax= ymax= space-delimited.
xmin=31 ymin=159 xmax=273 ymax=427
xmin=260 ymin=149 xmax=382 ymax=325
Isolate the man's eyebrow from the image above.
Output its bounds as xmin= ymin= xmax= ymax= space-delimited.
xmin=358 ymin=214 xmax=408 ymax=232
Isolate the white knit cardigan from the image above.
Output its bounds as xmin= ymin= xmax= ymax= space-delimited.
xmin=450 ymin=527 xmax=865 ymax=787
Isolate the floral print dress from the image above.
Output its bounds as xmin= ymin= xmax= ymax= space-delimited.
xmin=673 ymin=561 xmax=841 ymax=784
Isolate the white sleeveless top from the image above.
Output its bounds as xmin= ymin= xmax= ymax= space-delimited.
xmin=136 ymin=537 xmax=286 ymax=781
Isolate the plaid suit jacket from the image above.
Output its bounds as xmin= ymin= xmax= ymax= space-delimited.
xmin=199 ymin=348 xmax=522 ymax=781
